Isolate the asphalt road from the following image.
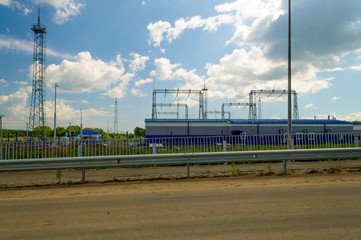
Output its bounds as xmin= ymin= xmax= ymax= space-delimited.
xmin=1 ymin=173 xmax=361 ymax=240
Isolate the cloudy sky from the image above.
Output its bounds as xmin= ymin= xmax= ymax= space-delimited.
xmin=1 ymin=0 xmax=361 ymax=132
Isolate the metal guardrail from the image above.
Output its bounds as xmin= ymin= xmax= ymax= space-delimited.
xmin=1 ymin=148 xmax=361 ymax=176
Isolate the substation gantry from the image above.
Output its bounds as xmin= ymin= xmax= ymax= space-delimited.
xmin=152 ymin=88 xmax=208 ymax=119
xmin=248 ymin=90 xmax=299 ymax=119
xmin=221 ymin=103 xmax=253 ymax=120
xmin=156 ymin=103 xmax=189 ymax=119
xmin=206 ymin=111 xmax=231 ymax=119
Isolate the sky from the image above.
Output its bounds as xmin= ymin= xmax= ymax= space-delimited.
xmin=1 ymin=0 xmax=361 ymax=133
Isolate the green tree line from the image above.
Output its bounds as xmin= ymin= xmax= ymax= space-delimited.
xmin=1 ymin=126 xmax=145 ymax=139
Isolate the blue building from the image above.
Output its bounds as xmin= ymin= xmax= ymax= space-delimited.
xmin=145 ymin=119 xmax=354 ymax=138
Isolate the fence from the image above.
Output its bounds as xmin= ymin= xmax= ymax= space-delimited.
xmin=1 ymin=132 xmax=360 ymax=160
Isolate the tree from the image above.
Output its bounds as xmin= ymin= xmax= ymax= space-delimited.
xmin=56 ymin=127 xmax=66 ymax=137
xmin=33 ymin=126 xmax=53 ymax=138
xmin=134 ymin=126 xmax=145 ymax=138
xmin=66 ymin=125 xmax=81 ymax=136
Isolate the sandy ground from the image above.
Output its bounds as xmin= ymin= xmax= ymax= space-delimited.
xmin=1 ymin=159 xmax=361 ymax=187
xmin=0 ymin=172 xmax=361 ymax=239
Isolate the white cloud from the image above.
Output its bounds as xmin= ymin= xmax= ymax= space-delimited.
xmin=303 ymin=103 xmax=316 ymax=109
xmin=175 ymin=98 xmax=198 ymax=107
xmin=0 ymin=78 xmax=8 ymax=86
xmin=343 ymin=112 xmax=361 ymax=121
xmin=146 ymin=0 xmax=361 ymax=102
xmin=150 ymin=58 xmax=181 ymax=80
xmin=331 ymin=96 xmax=341 ymax=101
xmin=0 ymin=86 xmax=31 ymax=125
xmin=39 ymin=0 xmax=85 ymax=25
xmin=135 ymin=78 xmax=152 ymax=87
xmin=14 ymin=80 xmax=28 ymax=85
xmin=46 ymin=51 xmax=132 ymax=97
xmin=215 ymin=0 xmax=283 ymax=45
xmin=141 ymin=1 xmax=146 ymax=6
xmin=128 ymin=53 xmax=149 ymax=73
xmin=147 ymin=14 xmax=234 ymax=47
xmin=147 ymin=21 xmax=171 ymax=47
xmin=150 ymin=57 xmax=206 ymax=92
xmin=350 ymin=65 xmax=361 ymax=71
xmin=313 ymin=112 xmax=361 ymax=122
xmin=204 ymin=46 xmax=332 ymax=100
xmin=0 ymin=34 xmax=73 ymax=59
xmin=325 ymin=67 xmax=344 ymax=72
xmin=46 ymin=99 xmax=110 ymax=127
xmin=131 ymin=88 xmax=146 ymax=97
xmin=105 ymin=72 xmax=134 ymax=98
xmin=0 ymin=0 xmax=32 ymax=15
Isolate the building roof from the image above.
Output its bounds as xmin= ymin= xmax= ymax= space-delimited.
xmin=228 ymin=119 xmax=352 ymax=124
xmin=78 ymin=130 xmax=102 ymax=135
xmin=145 ymin=118 xmax=352 ymax=124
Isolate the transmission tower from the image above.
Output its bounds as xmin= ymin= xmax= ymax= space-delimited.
xmin=114 ymin=98 xmax=118 ymax=134
xmin=28 ymin=8 xmax=47 ymax=139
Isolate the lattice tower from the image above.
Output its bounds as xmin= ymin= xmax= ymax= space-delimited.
xmin=28 ymin=8 xmax=46 ymax=139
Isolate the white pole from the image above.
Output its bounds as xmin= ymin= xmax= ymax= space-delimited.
xmin=80 ymin=108 xmax=83 ymax=140
xmin=54 ymin=83 xmax=59 ymax=144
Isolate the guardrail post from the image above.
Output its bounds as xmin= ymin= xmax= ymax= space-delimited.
xmin=283 ymin=160 xmax=287 ymax=175
xmin=78 ymin=142 xmax=85 ymax=182
xmin=355 ymin=135 xmax=359 ymax=148
xmin=187 ymin=163 xmax=190 ymax=178
xmin=223 ymin=141 xmax=227 ymax=165
xmin=152 ymin=144 xmax=157 ymax=154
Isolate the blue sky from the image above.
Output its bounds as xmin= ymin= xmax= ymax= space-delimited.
xmin=1 ymin=0 xmax=361 ymax=133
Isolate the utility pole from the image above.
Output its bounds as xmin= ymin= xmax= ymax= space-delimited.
xmin=114 ymin=98 xmax=118 ymax=134
xmin=68 ymin=123 xmax=72 ymax=139
xmin=54 ymin=83 xmax=59 ymax=143
xmin=26 ymin=123 xmax=29 ymax=140
xmin=287 ymin=0 xmax=293 ymax=149
xmin=285 ymin=0 xmax=293 ymax=175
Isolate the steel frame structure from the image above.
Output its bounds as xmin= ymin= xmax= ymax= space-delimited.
xmin=152 ymin=89 xmax=207 ymax=119
xmin=248 ymin=90 xmax=299 ymax=119
xmin=221 ymin=103 xmax=252 ymax=119
xmin=29 ymin=9 xmax=46 ymax=139
xmin=206 ymin=111 xmax=230 ymax=119
xmin=156 ymin=103 xmax=189 ymax=119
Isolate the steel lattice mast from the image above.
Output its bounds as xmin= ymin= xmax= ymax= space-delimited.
xmin=29 ymin=8 xmax=46 ymax=139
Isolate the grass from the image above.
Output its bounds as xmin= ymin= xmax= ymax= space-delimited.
xmin=56 ymin=169 xmax=63 ymax=183
xmin=328 ymin=159 xmax=342 ymax=173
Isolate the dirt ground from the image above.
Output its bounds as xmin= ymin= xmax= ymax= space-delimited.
xmin=1 ymin=172 xmax=361 ymax=240
xmin=1 ymin=159 xmax=361 ymax=188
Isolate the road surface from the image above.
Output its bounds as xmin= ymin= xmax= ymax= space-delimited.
xmin=1 ymin=172 xmax=361 ymax=239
